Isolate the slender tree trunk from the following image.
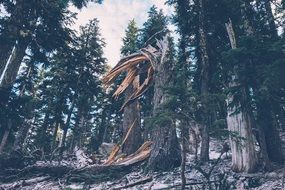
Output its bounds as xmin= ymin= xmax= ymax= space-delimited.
xmin=197 ymin=0 xmax=210 ymax=162
xmin=13 ymin=67 xmax=33 ymax=151
xmin=0 ymin=45 xmax=13 ymax=79
xmin=122 ymin=76 xmax=142 ymax=155
xmin=0 ymin=120 xmax=12 ymax=153
xmin=60 ymin=101 xmax=75 ymax=155
xmin=93 ymin=109 xmax=108 ymax=152
xmin=71 ymin=113 xmax=85 ymax=150
xmin=225 ymin=19 xmax=258 ymax=173
xmin=181 ymin=123 xmax=187 ymax=190
xmin=52 ymin=121 xmax=60 ymax=150
xmin=189 ymin=124 xmax=200 ymax=160
xmin=147 ymin=40 xmax=181 ymax=171
xmin=0 ymin=39 xmax=28 ymax=88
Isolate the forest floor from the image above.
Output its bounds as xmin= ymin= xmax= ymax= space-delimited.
xmin=0 ymin=139 xmax=284 ymax=190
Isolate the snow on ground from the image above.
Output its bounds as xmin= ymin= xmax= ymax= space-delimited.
xmin=1 ymin=138 xmax=284 ymax=190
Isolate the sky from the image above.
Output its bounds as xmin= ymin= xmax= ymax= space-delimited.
xmin=70 ymin=0 xmax=175 ymax=67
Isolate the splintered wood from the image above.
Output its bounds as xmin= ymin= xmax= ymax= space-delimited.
xmin=103 ymin=118 xmax=152 ymax=167
xmin=102 ymin=43 xmax=164 ymax=110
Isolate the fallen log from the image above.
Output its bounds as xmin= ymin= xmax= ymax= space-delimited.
xmin=0 ymin=176 xmax=51 ymax=190
xmin=154 ymin=180 xmax=218 ymax=190
xmin=112 ymin=176 xmax=153 ymax=190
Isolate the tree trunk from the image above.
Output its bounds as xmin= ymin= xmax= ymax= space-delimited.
xmin=256 ymin=0 xmax=278 ymax=38
xmin=122 ymin=76 xmax=142 ymax=155
xmin=13 ymin=67 xmax=34 ymax=151
xmin=38 ymin=111 xmax=50 ymax=153
xmin=189 ymin=124 xmax=200 ymax=160
xmin=181 ymin=123 xmax=187 ymax=190
xmin=0 ymin=39 xmax=28 ymax=88
xmin=0 ymin=45 xmax=14 ymax=80
xmin=197 ymin=0 xmax=210 ymax=162
xmin=60 ymin=101 xmax=75 ymax=155
xmin=52 ymin=121 xmax=61 ymax=150
xmin=147 ymin=40 xmax=181 ymax=171
xmin=13 ymin=118 xmax=33 ymax=150
xmin=71 ymin=114 xmax=85 ymax=150
xmin=93 ymin=109 xmax=108 ymax=153
xmin=227 ymin=96 xmax=257 ymax=172
xmin=257 ymin=100 xmax=284 ymax=163
xmin=225 ymin=19 xmax=258 ymax=173
xmin=0 ymin=120 xmax=12 ymax=153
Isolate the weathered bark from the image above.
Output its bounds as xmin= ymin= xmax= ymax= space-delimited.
xmin=0 ymin=120 xmax=12 ymax=153
xmin=197 ymin=0 xmax=210 ymax=162
xmin=147 ymin=40 xmax=181 ymax=171
xmin=227 ymin=99 xmax=258 ymax=172
xmin=225 ymin=19 xmax=258 ymax=173
xmin=122 ymin=76 xmax=142 ymax=155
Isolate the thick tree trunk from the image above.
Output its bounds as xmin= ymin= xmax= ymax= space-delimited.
xmin=257 ymin=100 xmax=284 ymax=163
xmin=147 ymin=42 xmax=181 ymax=171
xmin=226 ymin=96 xmax=257 ymax=172
xmin=198 ymin=0 xmax=210 ymax=162
xmin=122 ymin=76 xmax=142 ymax=155
xmin=225 ymin=19 xmax=258 ymax=173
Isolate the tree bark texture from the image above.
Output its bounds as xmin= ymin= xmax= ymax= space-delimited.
xmin=197 ymin=0 xmax=210 ymax=162
xmin=147 ymin=42 xmax=181 ymax=171
xmin=225 ymin=19 xmax=258 ymax=173
xmin=122 ymin=76 xmax=142 ymax=155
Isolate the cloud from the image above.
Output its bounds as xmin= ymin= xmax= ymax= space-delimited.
xmin=70 ymin=0 xmax=174 ymax=67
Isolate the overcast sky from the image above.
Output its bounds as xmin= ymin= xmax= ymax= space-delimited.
xmin=70 ymin=0 xmax=175 ymax=67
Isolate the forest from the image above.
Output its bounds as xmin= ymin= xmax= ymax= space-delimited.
xmin=0 ymin=0 xmax=284 ymax=189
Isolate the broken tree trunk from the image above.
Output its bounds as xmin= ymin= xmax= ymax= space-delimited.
xmin=103 ymin=37 xmax=181 ymax=172
xmin=122 ymin=76 xmax=142 ymax=155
